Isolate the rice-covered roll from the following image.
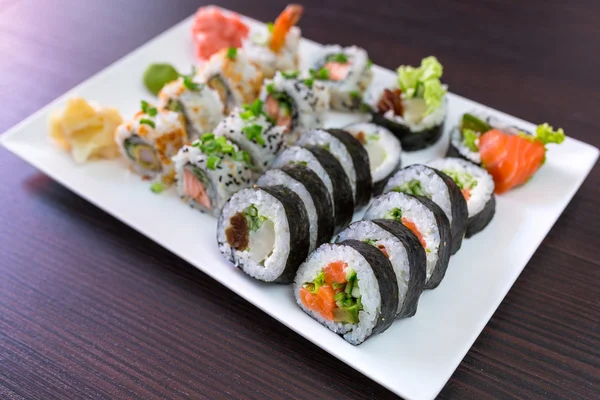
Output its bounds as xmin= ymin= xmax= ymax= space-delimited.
xmin=242 ymin=5 xmax=303 ymax=78
xmin=257 ymin=165 xmax=334 ymax=251
xmin=260 ymin=71 xmax=330 ymax=144
xmin=115 ymin=101 xmax=188 ymax=185
xmin=197 ymin=47 xmax=263 ymax=115
xmin=366 ymin=56 xmax=447 ymax=151
xmin=294 ymin=240 xmax=398 ymax=345
xmin=158 ymin=74 xmax=224 ymax=141
xmin=343 ymin=122 xmax=402 ymax=195
xmin=336 ymin=220 xmax=426 ymax=318
xmin=217 ymin=186 xmax=310 ymax=283
xmin=384 ymin=165 xmax=468 ymax=255
xmin=428 ymin=158 xmax=496 ymax=238
xmin=214 ymin=102 xmax=285 ymax=173
xmin=297 ymin=129 xmax=372 ymax=208
xmin=363 ymin=191 xmax=451 ymax=290
xmin=173 ymin=133 xmax=253 ymax=216
xmin=271 ymin=145 xmax=354 ymax=233
xmin=308 ymin=45 xmax=373 ymax=111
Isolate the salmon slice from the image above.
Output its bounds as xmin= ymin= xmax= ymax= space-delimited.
xmin=324 ymin=261 xmax=348 ymax=286
xmin=324 ymin=62 xmax=351 ymax=81
xmin=299 ymin=287 xmax=320 ymax=312
xmin=316 ymin=285 xmax=336 ymax=320
xmin=184 ymin=168 xmax=212 ymax=209
xmin=265 ymin=95 xmax=292 ymax=131
xmin=191 ymin=6 xmax=249 ymax=60
xmin=479 ymin=129 xmax=546 ymax=194
xmin=402 ymin=217 xmax=427 ymax=248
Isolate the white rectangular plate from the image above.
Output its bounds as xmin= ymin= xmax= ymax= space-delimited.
xmin=1 ymin=10 xmax=598 ymax=400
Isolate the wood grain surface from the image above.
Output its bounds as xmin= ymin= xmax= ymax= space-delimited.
xmin=1 ymin=0 xmax=599 ymax=398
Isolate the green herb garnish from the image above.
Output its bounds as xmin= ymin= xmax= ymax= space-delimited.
xmin=139 ymin=118 xmax=155 ymax=128
xmin=141 ymin=100 xmax=158 ymax=117
xmin=242 ymin=124 xmax=265 ymax=145
xmin=327 ymin=53 xmax=348 ymax=63
xmin=462 ymin=129 xmax=480 ymax=152
xmin=183 ymin=76 xmax=201 ymax=91
xmin=349 ymin=91 xmax=361 ymax=99
xmin=226 ymin=47 xmax=237 ymax=60
xmin=302 ymin=78 xmax=314 ymax=88
xmin=386 ymin=207 xmax=403 ymax=221
xmin=281 ymin=71 xmax=300 ymax=79
xmin=241 ymin=99 xmax=265 ymax=120
xmin=266 ymin=83 xmax=276 ymax=94
xmin=150 ymin=182 xmax=164 ymax=194
xmin=312 ymin=67 xmax=330 ymax=80
xmin=364 ymin=238 xmax=378 ymax=246
xmin=206 ymin=156 xmax=221 ymax=170
xmin=245 ymin=204 xmax=267 ymax=232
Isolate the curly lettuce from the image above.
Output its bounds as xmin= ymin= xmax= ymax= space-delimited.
xmin=535 ymin=123 xmax=565 ymax=146
xmin=397 ymin=56 xmax=446 ymax=115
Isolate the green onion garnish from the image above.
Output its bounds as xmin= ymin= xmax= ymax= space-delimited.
xmin=207 ymin=156 xmax=221 ymax=170
xmin=139 ymin=118 xmax=155 ymax=128
xmin=242 ymin=124 xmax=265 ymax=145
xmin=226 ymin=47 xmax=237 ymax=60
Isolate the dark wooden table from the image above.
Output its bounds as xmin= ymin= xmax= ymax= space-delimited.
xmin=1 ymin=0 xmax=599 ymax=398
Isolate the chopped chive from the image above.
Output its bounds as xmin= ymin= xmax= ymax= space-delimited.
xmin=266 ymin=83 xmax=275 ymax=94
xmin=207 ymin=156 xmax=221 ymax=170
xmin=201 ymin=133 xmax=215 ymax=141
xmin=281 ymin=71 xmax=300 ymax=79
xmin=226 ymin=47 xmax=237 ymax=60
xmin=140 ymin=100 xmax=158 ymax=117
xmin=327 ymin=53 xmax=348 ymax=63
xmin=183 ymin=76 xmax=201 ymax=91
xmin=350 ymin=91 xmax=361 ymax=99
xmin=139 ymin=118 xmax=155 ymax=128
xmin=302 ymin=78 xmax=314 ymax=88
xmin=242 ymin=124 xmax=265 ymax=145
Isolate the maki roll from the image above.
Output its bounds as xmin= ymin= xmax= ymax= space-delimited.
xmin=294 ymin=240 xmax=398 ymax=345
xmin=271 ymin=145 xmax=354 ymax=233
xmin=257 ymin=165 xmax=334 ymax=251
xmin=173 ymin=133 xmax=253 ymax=217
xmin=115 ymin=101 xmax=187 ymax=185
xmin=428 ymin=158 xmax=495 ymax=237
xmin=336 ymin=220 xmax=426 ymax=318
xmin=158 ymin=74 xmax=224 ymax=141
xmin=383 ymin=165 xmax=468 ymax=255
xmin=197 ymin=47 xmax=264 ymax=114
xmin=297 ymin=129 xmax=372 ymax=208
xmin=343 ymin=122 xmax=402 ymax=195
xmin=308 ymin=45 xmax=373 ymax=111
xmin=217 ymin=186 xmax=310 ymax=283
xmin=260 ymin=71 xmax=330 ymax=144
xmin=363 ymin=191 xmax=451 ymax=290
xmin=214 ymin=101 xmax=285 ymax=173
xmin=366 ymin=56 xmax=447 ymax=151
xmin=243 ymin=4 xmax=303 ymax=78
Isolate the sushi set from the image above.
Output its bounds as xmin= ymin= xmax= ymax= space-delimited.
xmin=1 ymin=5 xmax=598 ymax=400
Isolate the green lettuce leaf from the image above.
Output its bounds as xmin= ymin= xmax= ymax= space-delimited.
xmin=535 ymin=123 xmax=565 ymax=146
xmin=396 ymin=56 xmax=446 ymax=115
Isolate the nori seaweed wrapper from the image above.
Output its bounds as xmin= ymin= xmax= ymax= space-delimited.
xmin=371 ymin=219 xmax=426 ymax=318
xmin=466 ymin=194 xmax=496 ymax=238
xmin=259 ymin=185 xmax=311 ymax=283
xmin=325 ymin=129 xmax=373 ymax=208
xmin=341 ymin=239 xmax=399 ymax=341
xmin=305 ymin=145 xmax=354 ymax=234
xmin=280 ymin=164 xmax=335 ymax=246
xmin=410 ymin=194 xmax=452 ymax=290
xmin=431 ymin=168 xmax=469 ymax=254
xmin=372 ymin=112 xmax=445 ymax=152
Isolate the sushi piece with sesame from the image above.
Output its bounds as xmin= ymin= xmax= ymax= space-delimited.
xmin=173 ymin=133 xmax=253 ymax=217
xmin=214 ymin=100 xmax=286 ymax=173
xmin=115 ymin=100 xmax=188 ymax=186
xmin=158 ymin=73 xmax=224 ymax=141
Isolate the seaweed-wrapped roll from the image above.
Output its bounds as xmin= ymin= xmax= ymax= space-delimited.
xmin=336 ymin=220 xmax=426 ymax=318
xmin=257 ymin=165 xmax=334 ymax=251
xmin=384 ymin=165 xmax=468 ymax=254
xmin=158 ymin=74 xmax=224 ymax=141
xmin=366 ymin=56 xmax=447 ymax=151
xmin=173 ymin=133 xmax=253 ymax=216
xmin=297 ymin=128 xmax=372 ymax=208
xmin=364 ymin=191 xmax=451 ymax=290
xmin=308 ymin=45 xmax=373 ymax=111
xmin=343 ymin=122 xmax=402 ymax=195
xmin=271 ymin=145 xmax=354 ymax=233
xmin=115 ymin=101 xmax=188 ymax=185
xmin=197 ymin=47 xmax=264 ymax=114
xmin=428 ymin=158 xmax=495 ymax=238
xmin=294 ymin=240 xmax=398 ymax=345
xmin=260 ymin=71 xmax=330 ymax=144
xmin=217 ymin=186 xmax=310 ymax=283
xmin=243 ymin=5 xmax=303 ymax=78
xmin=214 ymin=101 xmax=286 ymax=173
